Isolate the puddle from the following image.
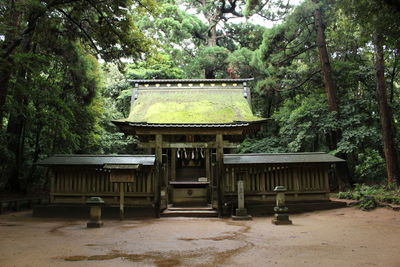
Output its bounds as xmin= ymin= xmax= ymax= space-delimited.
xmin=49 ymin=223 xmax=79 ymax=233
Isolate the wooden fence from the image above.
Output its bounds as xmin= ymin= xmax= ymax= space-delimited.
xmin=224 ymin=164 xmax=330 ymax=197
xmin=50 ymin=167 xmax=155 ymax=204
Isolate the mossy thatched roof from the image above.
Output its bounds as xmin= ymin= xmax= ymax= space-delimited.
xmin=117 ymin=80 xmax=264 ymax=125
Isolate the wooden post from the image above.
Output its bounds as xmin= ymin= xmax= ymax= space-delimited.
xmin=205 ymin=149 xmax=211 ymax=180
xmin=171 ymin=148 xmax=176 ymax=181
xmin=216 ymin=134 xmax=224 ymax=217
xmin=155 ymin=134 xmax=162 ymax=217
xmin=324 ymin=166 xmax=330 ymax=198
xmin=293 ymin=167 xmax=300 ymax=198
xmin=119 ymin=183 xmax=124 ymax=220
xmin=237 ymin=180 xmax=245 ymax=210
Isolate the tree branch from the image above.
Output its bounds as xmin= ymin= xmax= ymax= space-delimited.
xmin=276 ymin=69 xmax=321 ymax=91
xmin=56 ymin=8 xmax=100 ymax=55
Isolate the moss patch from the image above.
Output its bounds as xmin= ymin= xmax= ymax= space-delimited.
xmin=124 ymin=89 xmax=263 ymax=123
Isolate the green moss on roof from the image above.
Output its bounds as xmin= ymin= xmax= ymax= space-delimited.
xmin=122 ymin=89 xmax=263 ymax=124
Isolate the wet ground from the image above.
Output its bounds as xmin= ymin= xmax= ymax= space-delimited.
xmin=1 ymin=207 xmax=400 ymax=267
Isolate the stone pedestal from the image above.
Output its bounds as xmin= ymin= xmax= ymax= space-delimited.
xmin=272 ymin=207 xmax=292 ymax=225
xmin=272 ymin=214 xmax=292 ymax=225
xmin=86 ymin=197 xmax=104 ymax=228
xmin=272 ymin=186 xmax=292 ymax=225
xmin=232 ymin=180 xmax=252 ymax=220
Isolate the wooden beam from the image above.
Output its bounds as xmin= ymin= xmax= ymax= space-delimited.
xmin=133 ymin=128 xmax=245 ymax=135
xmin=138 ymin=141 xmax=239 ymax=149
xmin=171 ymin=148 xmax=176 ymax=181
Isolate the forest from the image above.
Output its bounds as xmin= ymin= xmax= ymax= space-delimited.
xmin=0 ymin=0 xmax=399 ymax=194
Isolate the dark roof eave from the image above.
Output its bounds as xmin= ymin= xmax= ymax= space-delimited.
xmin=36 ymin=154 xmax=156 ymax=166
xmin=112 ymin=119 xmax=267 ymax=128
xmin=128 ymin=78 xmax=254 ymax=84
xmin=224 ymin=153 xmax=346 ymax=164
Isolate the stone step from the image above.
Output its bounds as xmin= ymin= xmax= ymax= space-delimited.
xmin=161 ymin=209 xmax=218 ymax=217
xmin=167 ymin=205 xmax=213 ymax=211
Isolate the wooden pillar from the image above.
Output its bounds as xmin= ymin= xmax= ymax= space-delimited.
xmin=205 ymin=149 xmax=211 ymax=180
xmin=155 ymin=134 xmax=162 ymax=217
xmin=324 ymin=165 xmax=330 ymax=198
xmin=119 ymin=183 xmax=125 ymax=220
xmin=171 ymin=148 xmax=176 ymax=181
xmin=293 ymin=167 xmax=300 ymax=198
xmin=216 ymin=134 xmax=224 ymax=217
xmin=205 ymin=149 xmax=212 ymax=207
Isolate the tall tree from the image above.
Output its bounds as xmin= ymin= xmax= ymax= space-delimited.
xmin=0 ymin=0 xmax=157 ymax=192
xmin=374 ymin=32 xmax=399 ymax=184
xmin=338 ymin=0 xmax=400 ymax=185
xmin=0 ymin=0 xmax=155 ymax=123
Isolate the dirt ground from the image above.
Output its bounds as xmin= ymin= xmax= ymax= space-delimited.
xmin=1 ymin=207 xmax=399 ymax=267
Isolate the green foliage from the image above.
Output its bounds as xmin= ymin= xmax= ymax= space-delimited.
xmin=0 ymin=0 xmax=158 ymax=192
xmin=337 ymin=184 xmax=400 ymax=210
xmin=189 ymin=46 xmax=231 ymax=78
xmin=354 ymin=149 xmax=386 ymax=183
xmin=272 ymin=93 xmax=336 ymax=152
xmin=126 ymin=53 xmax=184 ymax=80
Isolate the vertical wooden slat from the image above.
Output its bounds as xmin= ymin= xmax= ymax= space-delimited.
xmin=315 ymin=168 xmax=320 ymax=189
xmin=96 ymin=171 xmax=100 ymax=193
xmin=66 ymin=172 xmax=71 ymax=192
xmin=250 ymin=167 xmax=253 ymax=191
xmin=55 ymin=171 xmax=59 ymax=192
xmin=314 ymin=167 xmax=319 ymax=190
xmin=79 ymin=171 xmax=83 ymax=192
xmin=147 ymin=170 xmax=150 ymax=194
xmin=293 ymin=167 xmax=300 ymax=196
xmin=260 ymin=167 xmax=265 ymax=192
xmin=310 ymin=168 xmax=314 ymax=190
xmin=319 ymin=167 xmax=324 ymax=190
xmin=324 ymin=167 xmax=330 ymax=192
xmin=101 ymin=170 xmax=105 ymax=193
xmin=171 ymin=148 xmax=177 ymax=181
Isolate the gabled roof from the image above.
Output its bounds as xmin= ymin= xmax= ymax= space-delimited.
xmin=36 ymin=155 xmax=155 ymax=166
xmin=224 ymin=153 xmax=345 ymax=164
xmin=114 ymin=79 xmax=265 ymax=127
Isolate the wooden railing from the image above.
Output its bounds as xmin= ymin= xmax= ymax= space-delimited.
xmin=224 ymin=164 xmax=329 ymax=195
xmin=50 ymin=167 xmax=155 ymax=202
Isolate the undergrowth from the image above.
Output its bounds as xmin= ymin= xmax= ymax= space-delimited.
xmin=337 ymin=184 xmax=400 ymax=211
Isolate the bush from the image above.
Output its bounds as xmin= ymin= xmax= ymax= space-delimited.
xmin=336 ymin=183 xmax=400 ymax=210
xmin=354 ymin=149 xmax=386 ymax=183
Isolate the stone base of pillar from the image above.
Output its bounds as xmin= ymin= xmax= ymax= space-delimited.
xmin=272 ymin=213 xmax=292 ymax=225
xmin=232 ymin=208 xmax=252 ymax=220
xmin=87 ymin=220 xmax=103 ymax=228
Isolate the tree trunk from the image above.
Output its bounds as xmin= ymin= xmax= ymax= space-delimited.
xmin=4 ymin=20 xmax=33 ymax=193
xmin=0 ymin=0 xmax=20 ymax=123
xmin=313 ymin=0 xmax=339 ymax=113
xmin=204 ymin=16 xmax=218 ymax=79
xmin=312 ymin=0 xmax=351 ymax=189
xmin=0 ymin=67 xmax=12 ymax=124
xmin=5 ymin=106 xmax=27 ymax=193
xmin=374 ymin=32 xmax=400 ymax=185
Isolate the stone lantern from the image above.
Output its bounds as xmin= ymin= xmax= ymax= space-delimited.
xmin=86 ymin=197 xmax=105 ymax=228
xmin=272 ymin=186 xmax=292 ymax=225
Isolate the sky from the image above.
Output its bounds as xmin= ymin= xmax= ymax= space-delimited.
xmin=231 ymin=0 xmax=305 ymax=28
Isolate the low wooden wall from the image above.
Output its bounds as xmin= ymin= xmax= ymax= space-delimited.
xmin=50 ymin=166 xmax=155 ymax=205
xmin=223 ymin=163 xmax=330 ymax=202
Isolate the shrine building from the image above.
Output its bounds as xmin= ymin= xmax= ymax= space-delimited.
xmin=36 ymin=79 xmax=345 ymax=218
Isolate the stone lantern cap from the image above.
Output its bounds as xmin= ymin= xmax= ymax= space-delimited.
xmin=274 ymin=186 xmax=287 ymax=192
xmin=86 ymin=197 xmax=105 ymax=205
